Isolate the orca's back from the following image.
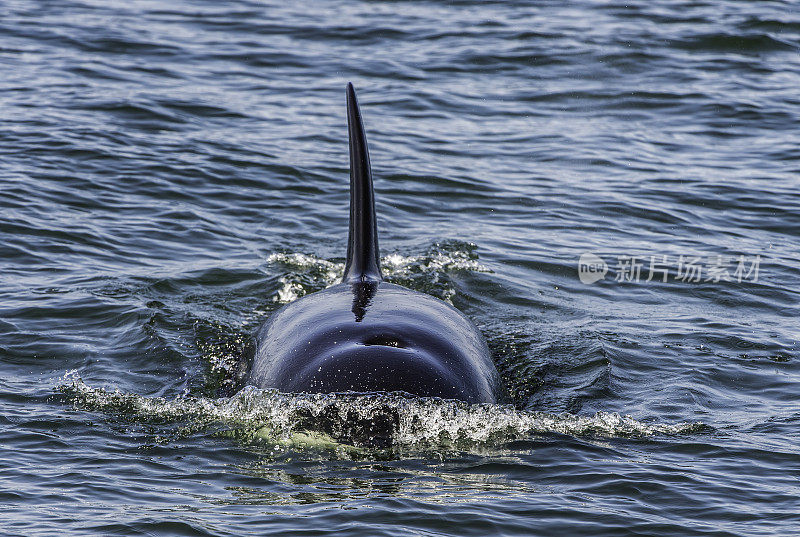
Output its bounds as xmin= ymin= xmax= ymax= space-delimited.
xmin=249 ymin=282 xmax=500 ymax=403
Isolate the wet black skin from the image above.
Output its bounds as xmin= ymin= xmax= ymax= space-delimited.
xmin=246 ymin=83 xmax=501 ymax=404
xmin=248 ymin=281 xmax=500 ymax=403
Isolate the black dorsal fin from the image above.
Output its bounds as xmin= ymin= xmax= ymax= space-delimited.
xmin=342 ymin=83 xmax=382 ymax=284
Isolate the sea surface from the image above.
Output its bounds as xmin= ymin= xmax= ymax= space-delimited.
xmin=1 ymin=0 xmax=799 ymax=535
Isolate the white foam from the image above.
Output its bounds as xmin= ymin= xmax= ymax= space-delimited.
xmin=266 ymin=244 xmax=491 ymax=304
xmin=58 ymin=374 xmax=704 ymax=453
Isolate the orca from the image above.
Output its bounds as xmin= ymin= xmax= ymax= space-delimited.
xmin=247 ymin=83 xmax=501 ymax=404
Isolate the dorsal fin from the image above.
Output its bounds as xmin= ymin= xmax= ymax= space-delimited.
xmin=342 ymin=83 xmax=382 ymax=284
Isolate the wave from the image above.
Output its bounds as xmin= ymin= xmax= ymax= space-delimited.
xmin=267 ymin=241 xmax=491 ymax=304
xmin=57 ymin=373 xmax=705 ymax=455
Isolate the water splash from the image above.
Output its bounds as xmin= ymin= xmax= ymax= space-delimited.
xmin=267 ymin=241 xmax=490 ymax=304
xmin=57 ymin=373 xmax=705 ymax=454
xmin=266 ymin=252 xmax=342 ymax=303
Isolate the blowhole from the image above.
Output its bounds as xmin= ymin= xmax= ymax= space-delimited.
xmin=363 ymin=335 xmax=405 ymax=348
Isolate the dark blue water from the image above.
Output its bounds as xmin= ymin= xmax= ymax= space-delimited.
xmin=1 ymin=1 xmax=799 ymax=535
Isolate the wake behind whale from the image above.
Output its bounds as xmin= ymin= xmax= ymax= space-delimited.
xmin=246 ymin=84 xmax=501 ymax=404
